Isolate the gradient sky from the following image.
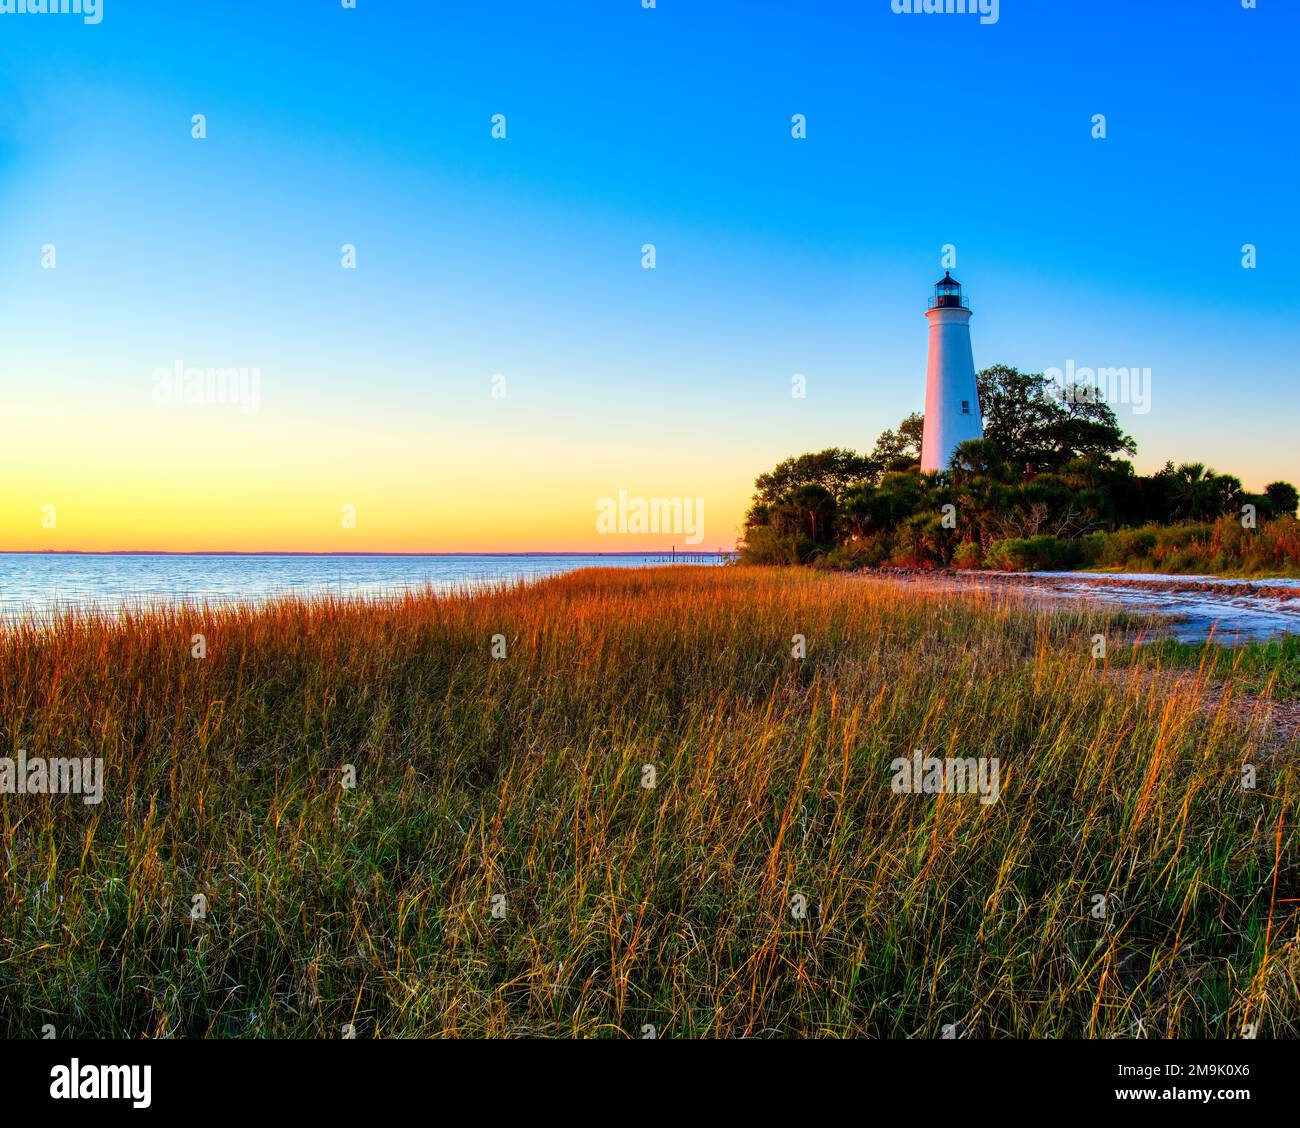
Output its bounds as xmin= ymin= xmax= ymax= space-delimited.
xmin=2 ymin=0 xmax=1297 ymax=552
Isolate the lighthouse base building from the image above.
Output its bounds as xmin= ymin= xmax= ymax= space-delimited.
xmin=919 ymin=271 xmax=982 ymax=473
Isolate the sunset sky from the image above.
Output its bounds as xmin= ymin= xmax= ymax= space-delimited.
xmin=1 ymin=1 xmax=1296 ymax=553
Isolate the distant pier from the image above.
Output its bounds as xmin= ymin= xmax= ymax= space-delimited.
xmin=652 ymin=547 xmax=738 ymax=565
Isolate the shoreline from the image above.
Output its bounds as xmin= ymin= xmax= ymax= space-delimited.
xmin=854 ymin=567 xmax=1300 ymax=644
xmin=6 ymin=562 xmax=1300 ymax=646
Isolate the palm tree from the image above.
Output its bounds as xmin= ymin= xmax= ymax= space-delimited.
xmin=1169 ymin=463 xmax=1232 ymax=521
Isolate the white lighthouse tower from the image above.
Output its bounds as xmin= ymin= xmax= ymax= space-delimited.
xmin=919 ymin=271 xmax=982 ymax=473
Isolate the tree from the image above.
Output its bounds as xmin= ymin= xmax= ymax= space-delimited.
xmin=950 ymin=438 xmax=1013 ymax=480
xmin=975 ymin=364 xmax=1135 ymax=475
xmin=1166 ymin=463 xmax=1241 ymax=521
xmin=840 ymin=469 xmax=950 ymax=540
xmin=752 ymin=448 xmax=875 ymax=507
xmin=768 ymin=484 xmax=838 ymax=549
xmin=1265 ymin=481 xmax=1299 ymax=518
xmin=867 ymin=413 xmax=924 ymax=475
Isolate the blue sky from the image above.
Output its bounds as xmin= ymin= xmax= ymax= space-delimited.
xmin=1 ymin=0 xmax=1296 ymax=550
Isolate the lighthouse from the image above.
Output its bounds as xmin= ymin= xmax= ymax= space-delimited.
xmin=919 ymin=271 xmax=982 ymax=473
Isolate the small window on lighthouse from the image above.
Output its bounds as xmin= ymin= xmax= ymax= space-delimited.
xmin=961 ymin=400 xmax=971 ymax=415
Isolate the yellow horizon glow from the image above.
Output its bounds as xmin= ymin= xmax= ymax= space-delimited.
xmin=2 ymin=404 xmax=751 ymax=554
xmin=6 ymin=388 xmax=1292 ymax=556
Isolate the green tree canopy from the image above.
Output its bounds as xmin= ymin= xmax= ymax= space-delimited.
xmin=975 ymin=364 xmax=1136 ymax=475
xmin=1265 ymin=481 xmax=1299 ymax=518
xmin=752 ymin=448 xmax=876 ymax=507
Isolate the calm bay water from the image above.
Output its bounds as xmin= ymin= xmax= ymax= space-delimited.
xmin=0 ymin=553 xmax=721 ymax=620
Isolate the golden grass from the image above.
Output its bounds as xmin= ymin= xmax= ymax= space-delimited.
xmin=0 ymin=566 xmax=1295 ymax=1037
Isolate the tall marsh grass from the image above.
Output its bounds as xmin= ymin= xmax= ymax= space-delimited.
xmin=0 ymin=567 xmax=1295 ymax=1037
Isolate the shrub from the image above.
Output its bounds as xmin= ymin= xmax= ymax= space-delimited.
xmin=1091 ymin=527 xmax=1160 ymax=568
xmin=984 ymin=535 xmax=1081 ymax=572
xmin=812 ymin=544 xmax=863 ymax=571
xmin=738 ymin=525 xmax=807 ymax=565
xmin=1075 ymin=533 xmax=1105 ymax=568
xmin=1071 ymin=517 xmax=1300 ymax=576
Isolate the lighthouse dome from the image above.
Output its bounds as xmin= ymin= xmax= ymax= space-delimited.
xmin=929 ymin=271 xmax=969 ymax=310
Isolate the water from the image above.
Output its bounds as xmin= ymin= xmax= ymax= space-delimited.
xmin=971 ymin=571 xmax=1300 ymax=644
xmin=0 ymin=553 xmax=729 ymax=621
xmin=1023 ymin=572 xmax=1300 ymax=644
